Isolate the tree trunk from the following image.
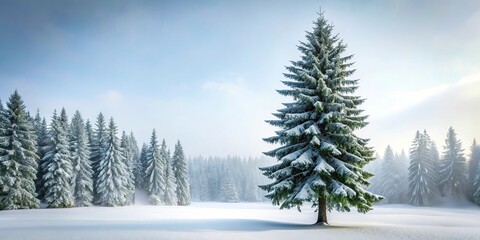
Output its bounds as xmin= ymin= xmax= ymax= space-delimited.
xmin=316 ymin=197 xmax=328 ymax=225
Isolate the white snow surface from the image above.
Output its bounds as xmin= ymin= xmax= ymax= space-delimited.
xmin=1 ymin=201 xmax=480 ymax=240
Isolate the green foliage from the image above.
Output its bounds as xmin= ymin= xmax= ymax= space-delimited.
xmin=260 ymin=12 xmax=381 ymax=213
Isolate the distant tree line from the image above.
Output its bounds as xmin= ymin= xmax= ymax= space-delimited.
xmin=0 ymin=90 xmax=190 ymax=210
xmin=188 ymin=156 xmax=273 ymax=202
xmin=368 ymin=128 xmax=480 ymax=206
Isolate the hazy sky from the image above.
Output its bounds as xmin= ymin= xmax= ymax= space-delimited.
xmin=1 ymin=0 xmax=479 ymax=157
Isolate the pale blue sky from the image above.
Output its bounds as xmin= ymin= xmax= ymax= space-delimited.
xmin=1 ymin=0 xmax=479 ymax=156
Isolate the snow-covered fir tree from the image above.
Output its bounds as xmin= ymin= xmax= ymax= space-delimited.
xmin=377 ymin=146 xmax=406 ymax=203
xmin=134 ymin=143 xmax=148 ymax=189
xmin=259 ymin=12 xmax=381 ymax=224
xmin=172 ymin=140 xmax=191 ymax=205
xmin=468 ymin=139 xmax=480 ymax=201
xmin=42 ymin=110 xmax=74 ymax=208
xmin=145 ymin=130 xmax=166 ymax=205
xmin=34 ymin=115 xmax=49 ymax=201
xmin=472 ymin=140 xmax=480 ymax=204
xmin=396 ymin=149 xmax=409 ymax=203
xmin=95 ymin=118 xmax=128 ymax=206
xmin=164 ymin=148 xmax=178 ymax=205
xmin=429 ymin=141 xmax=441 ymax=193
xmin=128 ymin=132 xmax=140 ymax=186
xmin=439 ymin=127 xmax=467 ymax=197
xmin=91 ymin=113 xmax=107 ymax=203
xmin=69 ymin=111 xmax=93 ymax=207
xmin=408 ymin=131 xmax=439 ymax=206
xmin=0 ymin=91 xmax=40 ymax=210
xmin=120 ymin=131 xmax=135 ymax=205
xmin=59 ymin=108 xmax=69 ymax=132
xmin=85 ymin=120 xmax=93 ymax=148
xmin=220 ymin=180 xmax=239 ymax=203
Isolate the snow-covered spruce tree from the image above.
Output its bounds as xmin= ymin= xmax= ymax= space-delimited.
xmin=164 ymin=148 xmax=178 ymax=205
xmin=408 ymin=131 xmax=439 ymax=206
xmin=120 ymin=131 xmax=135 ymax=205
xmin=259 ymin=12 xmax=381 ymax=224
xmin=42 ymin=110 xmax=74 ymax=208
xmin=69 ymin=111 xmax=93 ymax=207
xmin=429 ymin=141 xmax=441 ymax=194
xmin=134 ymin=143 xmax=149 ymax=189
xmin=220 ymin=180 xmax=240 ymax=203
xmin=468 ymin=139 xmax=480 ymax=201
xmin=95 ymin=118 xmax=128 ymax=206
xmin=85 ymin=120 xmax=93 ymax=148
xmin=378 ymin=146 xmax=406 ymax=204
xmin=91 ymin=113 xmax=107 ymax=203
xmin=145 ymin=130 xmax=166 ymax=205
xmin=439 ymin=127 xmax=467 ymax=197
xmin=128 ymin=132 xmax=140 ymax=187
xmin=396 ymin=149 xmax=409 ymax=203
xmin=0 ymin=91 xmax=40 ymax=210
xmin=172 ymin=140 xmax=191 ymax=205
xmin=34 ymin=114 xmax=49 ymax=201
xmin=472 ymin=140 xmax=480 ymax=204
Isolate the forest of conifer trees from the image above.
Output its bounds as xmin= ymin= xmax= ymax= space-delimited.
xmin=368 ymin=129 xmax=480 ymax=206
xmin=0 ymin=90 xmax=273 ymax=211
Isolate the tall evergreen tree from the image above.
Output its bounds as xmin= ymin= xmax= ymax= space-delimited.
xmin=145 ymin=130 xmax=166 ymax=205
xmin=43 ymin=110 xmax=74 ymax=208
xmin=429 ymin=141 xmax=441 ymax=194
xmin=164 ymin=148 xmax=178 ymax=205
xmin=34 ymin=116 xmax=49 ymax=201
xmin=439 ymin=127 xmax=467 ymax=197
xmin=134 ymin=143 xmax=148 ymax=189
xmin=70 ymin=111 xmax=93 ymax=207
xmin=85 ymin=120 xmax=93 ymax=148
xmin=91 ymin=113 xmax=107 ymax=203
xmin=95 ymin=118 xmax=128 ymax=206
xmin=0 ymin=91 xmax=39 ymax=209
xmin=259 ymin=12 xmax=381 ymax=224
xmin=128 ymin=132 xmax=140 ymax=187
xmin=172 ymin=140 xmax=191 ymax=205
xmin=377 ymin=146 xmax=406 ymax=203
xmin=468 ymin=139 xmax=480 ymax=201
xmin=408 ymin=131 xmax=439 ymax=206
xmin=220 ymin=179 xmax=240 ymax=203
xmin=472 ymin=140 xmax=480 ymax=204
xmin=120 ymin=131 xmax=135 ymax=205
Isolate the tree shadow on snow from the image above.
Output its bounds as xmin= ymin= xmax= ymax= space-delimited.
xmin=6 ymin=219 xmax=357 ymax=232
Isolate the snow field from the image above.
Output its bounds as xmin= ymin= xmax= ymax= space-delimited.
xmin=1 ymin=202 xmax=480 ymax=240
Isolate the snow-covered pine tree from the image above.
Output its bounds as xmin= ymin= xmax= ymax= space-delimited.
xmin=377 ymin=146 xmax=405 ymax=203
xmin=408 ymin=131 xmax=439 ymax=206
xmin=164 ymin=148 xmax=178 ymax=205
xmin=59 ymin=108 xmax=69 ymax=132
xmin=33 ymin=113 xmax=49 ymax=201
xmin=42 ymin=110 xmax=74 ymax=208
xmin=259 ymin=12 xmax=381 ymax=224
xmin=0 ymin=91 xmax=40 ymax=210
xmin=69 ymin=110 xmax=93 ymax=207
xmin=145 ymin=130 xmax=166 ymax=205
xmin=429 ymin=141 xmax=441 ymax=194
xmin=439 ymin=127 xmax=467 ymax=197
xmin=85 ymin=120 xmax=93 ymax=148
xmin=134 ymin=143 xmax=148 ymax=189
xmin=396 ymin=149 xmax=409 ymax=203
xmin=91 ymin=113 xmax=107 ymax=204
xmin=472 ymin=139 xmax=480 ymax=204
xmin=220 ymin=179 xmax=239 ymax=203
xmin=172 ymin=140 xmax=191 ymax=205
xmin=468 ymin=139 xmax=480 ymax=201
xmin=128 ymin=132 xmax=140 ymax=187
xmin=120 ymin=131 xmax=135 ymax=205
xmin=95 ymin=118 xmax=128 ymax=206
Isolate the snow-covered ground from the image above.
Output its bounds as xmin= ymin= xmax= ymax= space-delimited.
xmin=1 ymin=201 xmax=480 ymax=240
